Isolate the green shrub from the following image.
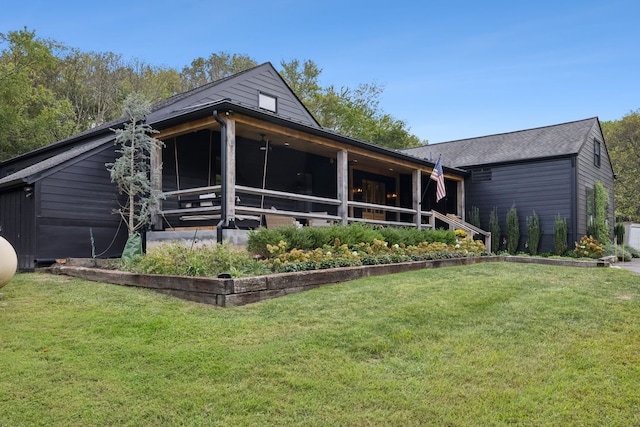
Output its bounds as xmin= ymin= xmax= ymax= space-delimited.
xmin=604 ymin=243 xmax=632 ymax=262
xmin=489 ymin=207 xmax=500 ymax=253
xmin=247 ymin=223 xmax=457 ymax=259
xmin=593 ymin=181 xmax=610 ymax=244
xmin=554 ymin=215 xmax=568 ymax=256
xmin=378 ymin=227 xmax=455 ymax=246
xmin=333 ymin=223 xmax=386 ymax=247
xmin=120 ymin=241 xmax=270 ymax=277
xmin=623 ymin=244 xmax=640 ymax=258
xmin=506 ymin=204 xmax=519 ymax=255
xmin=526 ymin=210 xmax=542 ymax=255
xmin=468 ymin=206 xmax=481 ymax=228
xmin=247 ymin=227 xmax=286 ymax=258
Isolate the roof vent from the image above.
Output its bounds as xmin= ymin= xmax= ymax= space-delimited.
xmin=471 ymin=168 xmax=492 ymax=182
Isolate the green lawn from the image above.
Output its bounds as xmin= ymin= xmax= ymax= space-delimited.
xmin=1 ymin=263 xmax=639 ymax=426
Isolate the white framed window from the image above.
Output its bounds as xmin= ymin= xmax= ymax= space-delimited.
xmin=258 ymin=92 xmax=277 ymax=113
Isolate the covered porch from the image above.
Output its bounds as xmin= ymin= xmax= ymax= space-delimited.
xmin=151 ymin=110 xmax=489 ymax=249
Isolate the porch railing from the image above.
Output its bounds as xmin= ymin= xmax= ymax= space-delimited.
xmin=158 ymin=185 xmax=492 ymax=249
xmin=159 ymin=185 xmax=429 ymax=227
xmin=430 ymin=210 xmax=492 ymax=253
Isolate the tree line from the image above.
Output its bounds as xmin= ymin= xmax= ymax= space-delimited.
xmin=2 ymin=28 xmax=639 ymax=222
xmin=0 ymin=28 xmax=423 ymax=163
xmin=601 ymin=111 xmax=640 ymax=223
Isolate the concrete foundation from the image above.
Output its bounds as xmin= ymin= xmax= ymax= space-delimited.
xmin=146 ymin=228 xmax=251 ymax=249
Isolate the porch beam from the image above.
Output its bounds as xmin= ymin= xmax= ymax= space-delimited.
xmin=337 ymin=150 xmax=348 ymax=225
xmin=232 ymin=114 xmax=462 ymax=181
xmin=157 ymin=116 xmax=219 ymax=140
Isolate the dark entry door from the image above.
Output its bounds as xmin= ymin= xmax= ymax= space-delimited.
xmin=0 ymin=187 xmax=35 ymax=270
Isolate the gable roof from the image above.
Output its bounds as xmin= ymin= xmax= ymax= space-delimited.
xmin=0 ymin=62 xmax=319 ymax=174
xmin=402 ymin=117 xmax=601 ymax=168
xmin=147 ymin=62 xmax=321 ymax=128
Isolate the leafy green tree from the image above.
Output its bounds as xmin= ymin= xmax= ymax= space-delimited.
xmin=602 ymin=111 xmax=640 ymax=221
xmin=0 ymin=28 xmax=76 ymax=161
xmin=180 ymin=52 xmax=257 ymax=90
xmin=122 ymin=59 xmax=183 ymax=104
xmin=279 ymin=59 xmax=322 ymax=105
xmin=0 ymin=28 xmax=424 ymax=161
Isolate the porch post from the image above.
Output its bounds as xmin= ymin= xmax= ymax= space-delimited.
xmin=458 ymin=179 xmax=465 ymax=221
xmin=337 ymin=150 xmax=348 ymax=225
xmin=413 ymin=169 xmax=421 ymax=229
xmin=224 ymin=117 xmax=236 ymax=225
xmin=150 ymin=139 xmax=163 ymax=230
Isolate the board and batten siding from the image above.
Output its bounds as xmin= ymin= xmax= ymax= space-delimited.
xmin=465 ymin=157 xmax=574 ymax=253
xmin=575 ymin=122 xmax=615 ymax=239
xmin=34 ymin=145 xmax=127 ymax=262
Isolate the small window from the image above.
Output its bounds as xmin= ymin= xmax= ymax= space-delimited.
xmin=594 ymin=139 xmax=601 ymax=167
xmin=258 ymin=92 xmax=277 ymax=113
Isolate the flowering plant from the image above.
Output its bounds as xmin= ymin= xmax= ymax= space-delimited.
xmin=574 ymin=235 xmax=604 ymax=259
xmin=455 ymin=229 xmax=468 ymax=239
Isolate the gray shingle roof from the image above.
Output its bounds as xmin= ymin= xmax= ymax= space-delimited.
xmin=402 ymin=117 xmax=599 ymax=168
xmin=0 ymin=135 xmax=114 ymax=188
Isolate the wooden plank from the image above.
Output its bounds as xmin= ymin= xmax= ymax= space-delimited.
xmin=157 ymin=116 xmax=219 ymax=140
xmin=235 ymin=185 xmax=341 ymax=205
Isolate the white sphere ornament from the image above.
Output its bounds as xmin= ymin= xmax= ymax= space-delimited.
xmin=0 ymin=236 xmax=17 ymax=288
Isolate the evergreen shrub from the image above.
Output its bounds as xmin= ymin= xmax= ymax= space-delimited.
xmin=526 ymin=210 xmax=542 ymax=255
xmin=489 ymin=207 xmax=500 ymax=253
xmin=506 ymin=204 xmax=519 ymax=255
xmin=554 ymin=215 xmax=568 ymax=256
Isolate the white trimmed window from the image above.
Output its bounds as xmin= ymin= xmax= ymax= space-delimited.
xmin=258 ymin=92 xmax=277 ymax=113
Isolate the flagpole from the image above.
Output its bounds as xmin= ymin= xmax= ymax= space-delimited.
xmin=420 ymin=154 xmax=441 ymax=206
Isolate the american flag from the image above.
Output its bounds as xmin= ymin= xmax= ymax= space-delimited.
xmin=430 ymin=157 xmax=446 ymax=202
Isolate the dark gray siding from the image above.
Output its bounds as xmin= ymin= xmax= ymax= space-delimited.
xmin=215 ymin=67 xmax=318 ymax=127
xmin=575 ymin=123 xmax=615 ymax=239
xmin=35 ymin=145 xmax=127 ymax=262
xmin=465 ymin=158 xmax=574 ymax=252
xmin=0 ymin=187 xmax=36 ymax=270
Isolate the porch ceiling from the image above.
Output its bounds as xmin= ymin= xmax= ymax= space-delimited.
xmin=233 ymin=119 xmax=420 ymax=175
xmin=156 ymin=112 xmax=446 ymax=178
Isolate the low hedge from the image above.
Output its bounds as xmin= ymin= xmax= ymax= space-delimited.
xmin=247 ymin=223 xmax=456 ymax=258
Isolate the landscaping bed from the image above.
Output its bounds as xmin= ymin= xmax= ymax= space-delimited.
xmin=47 ymin=255 xmax=608 ymax=307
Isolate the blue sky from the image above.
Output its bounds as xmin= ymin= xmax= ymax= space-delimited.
xmin=3 ymin=0 xmax=639 ymax=143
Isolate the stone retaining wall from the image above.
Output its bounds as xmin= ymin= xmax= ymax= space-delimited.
xmin=46 ymin=256 xmax=607 ymax=307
